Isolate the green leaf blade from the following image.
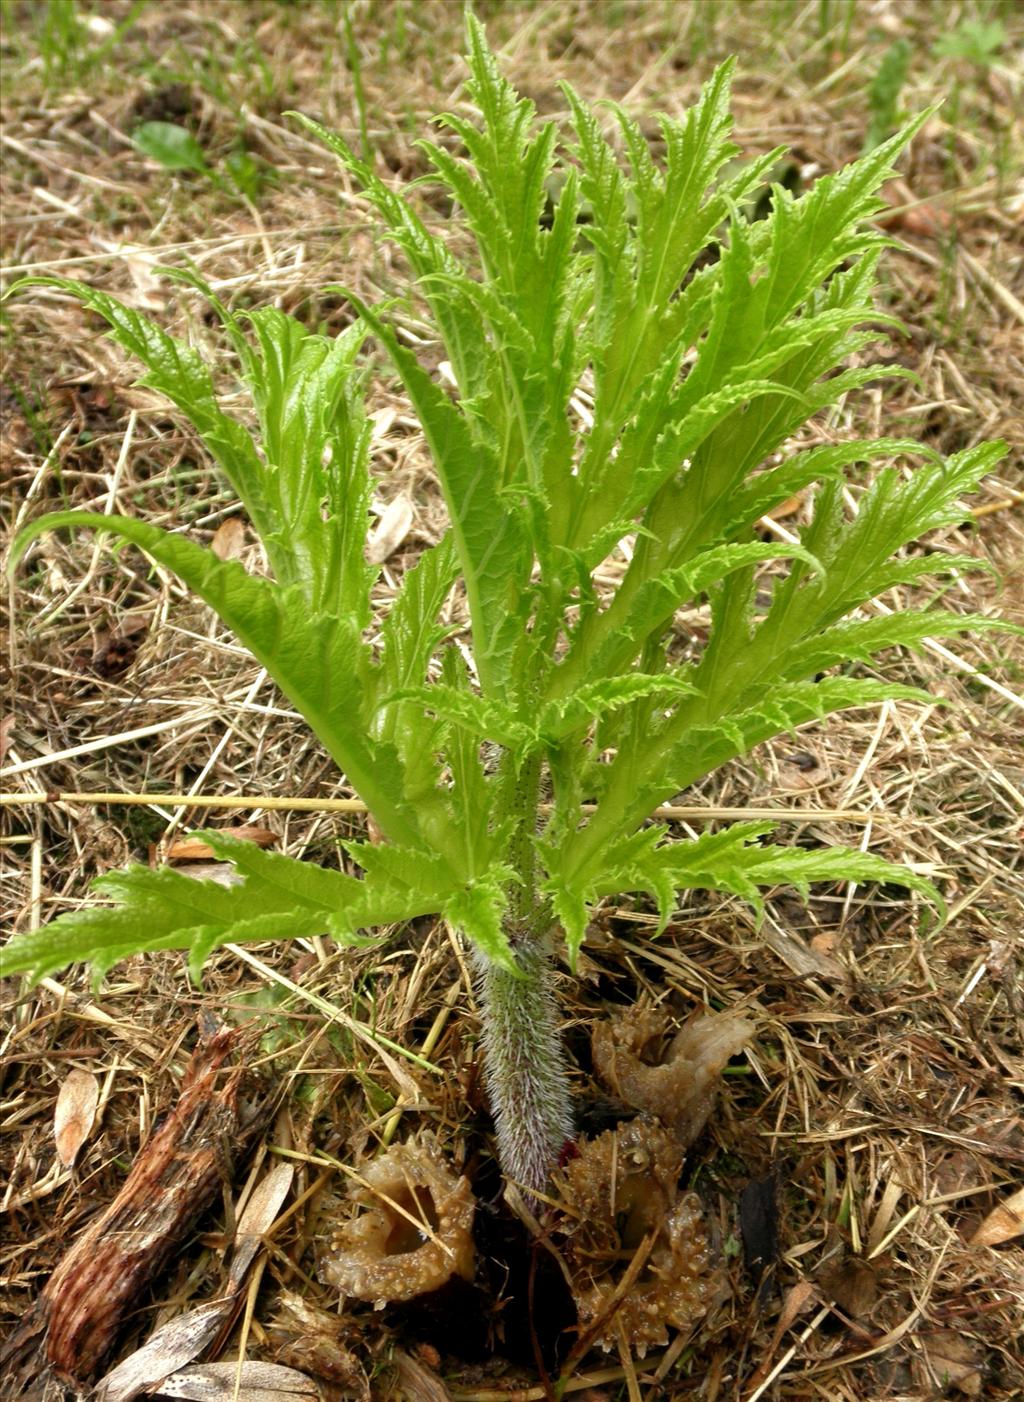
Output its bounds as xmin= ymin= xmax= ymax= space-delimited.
xmin=132 ymin=121 xmax=210 ymax=173
xmin=9 ymin=510 xmax=429 ymax=853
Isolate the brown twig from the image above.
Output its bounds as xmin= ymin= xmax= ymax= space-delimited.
xmin=0 ymin=790 xmax=880 ymax=823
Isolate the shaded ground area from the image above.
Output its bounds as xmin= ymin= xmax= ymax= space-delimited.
xmin=2 ymin=2 xmax=1022 ymax=1398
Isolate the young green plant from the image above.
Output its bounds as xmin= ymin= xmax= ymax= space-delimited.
xmin=5 ymin=17 xmax=1010 ymax=1200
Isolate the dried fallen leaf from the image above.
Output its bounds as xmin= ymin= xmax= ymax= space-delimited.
xmin=156 ymin=1360 xmax=319 ymax=1400
xmin=90 ymin=614 xmax=150 ymax=678
xmin=369 ymin=405 xmax=396 ymax=441
xmin=210 ymin=516 xmax=246 ymax=561
xmin=969 ymin=1184 xmax=1024 ymax=1247
xmin=177 ymin=862 xmax=244 ymax=888
xmin=761 ymin=918 xmax=846 ymax=982
xmin=92 ymin=1301 xmax=230 ymax=1402
xmin=918 ymin=1329 xmax=983 ymax=1397
xmin=102 ymin=241 xmax=165 ymax=310
xmin=367 ymin=495 xmax=414 ymax=564
xmin=763 ymin=492 xmax=804 ymax=521
xmin=773 ymin=1278 xmax=817 ymax=1341
xmin=54 ymin=1068 xmax=100 ymax=1167
xmin=229 ymin=1160 xmax=295 ymax=1287
xmin=168 ymin=827 xmax=277 ymax=862
xmin=818 ymin=1256 xmax=878 ymax=1318
xmin=879 ymin=178 xmax=952 ymax=240
xmin=746 ymin=1278 xmax=818 ymax=1392
xmin=895 ymin=205 xmax=949 ymax=238
xmin=266 ymin=1290 xmax=366 ymax=1391
xmin=879 ymin=203 xmax=950 ymax=239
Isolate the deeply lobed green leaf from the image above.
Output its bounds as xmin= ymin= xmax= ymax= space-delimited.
xmin=5 ymin=18 xmax=1014 ymax=990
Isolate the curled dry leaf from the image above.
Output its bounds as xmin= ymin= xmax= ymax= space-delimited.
xmin=969 ymin=1184 xmax=1024 ymax=1247
xmin=210 ymin=516 xmax=247 ymax=561
xmin=54 ymin=1068 xmax=100 ymax=1167
xmin=366 ymin=494 xmax=414 ymax=564
xmin=167 ymin=827 xmax=278 ymax=862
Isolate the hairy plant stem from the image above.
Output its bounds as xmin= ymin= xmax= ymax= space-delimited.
xmin=474 ymin=750 xmax=574 ymax=1201
xmin=473 ymin=933 xmax=574 ymax=1203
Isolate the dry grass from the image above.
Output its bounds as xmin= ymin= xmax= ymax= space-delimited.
xmin=2 ymin=1 xmax=1023 ymax=1398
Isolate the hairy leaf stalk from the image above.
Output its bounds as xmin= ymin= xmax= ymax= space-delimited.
xmin=472 ymin=752 xmax=574 ymax=1198
xmin=473 ymin=934 xmax=573 ymax=1202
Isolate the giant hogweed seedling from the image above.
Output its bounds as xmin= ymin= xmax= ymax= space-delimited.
xmin=4 ymin=17 xmax=1012 ymax=1199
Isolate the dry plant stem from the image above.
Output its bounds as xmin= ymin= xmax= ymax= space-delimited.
xmin=0 ymin=791 xmax=882 ymax=822
xmin=473 ymin=935 xmax=574 ymax=1205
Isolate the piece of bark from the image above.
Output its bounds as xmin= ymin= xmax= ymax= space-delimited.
xmin=41 ymin=1026 xmax=266 ymax=1383
xmin=740 ymin=1170 xmax=781 ymax=1295
xmin=91 ymin=1163 xmax=295 ymax=1402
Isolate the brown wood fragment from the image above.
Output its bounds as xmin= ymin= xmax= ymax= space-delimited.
xmin=740 ymin=1170 xmax=781 ymax=1295
xmin=39 ymin=1026 xmax=264 ymax=1384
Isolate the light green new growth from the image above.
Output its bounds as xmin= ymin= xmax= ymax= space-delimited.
xmin=4 ymin=16 xmax=1011 ymax=1198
